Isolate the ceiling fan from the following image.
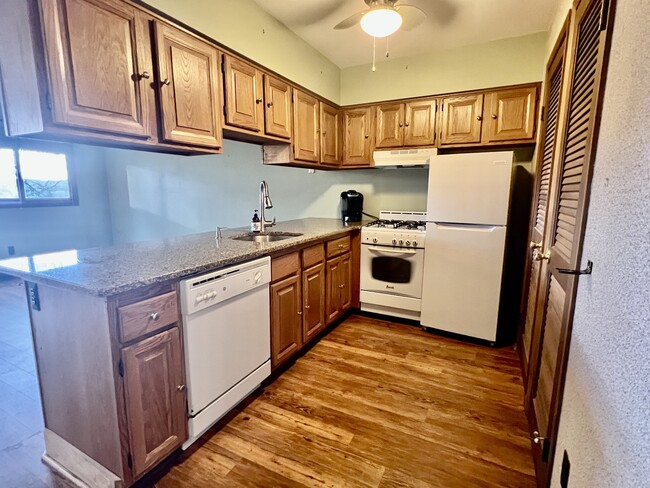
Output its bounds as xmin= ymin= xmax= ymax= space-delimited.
xmin=334 ymin=0 xmax=427 ymax=38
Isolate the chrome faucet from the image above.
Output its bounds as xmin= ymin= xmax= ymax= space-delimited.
xmin=259 ymin=180 xmax=275 ymax=233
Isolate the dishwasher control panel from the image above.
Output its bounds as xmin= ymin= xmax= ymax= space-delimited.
xmin=180 ymin=256 xmax=271 ymax=315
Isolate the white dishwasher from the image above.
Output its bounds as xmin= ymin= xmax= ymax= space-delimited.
xmin=180 ymin=256 xmax=271 ymax=449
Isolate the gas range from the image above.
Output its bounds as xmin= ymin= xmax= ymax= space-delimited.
xmin=362 ymin=211 xmax=427 ymax=249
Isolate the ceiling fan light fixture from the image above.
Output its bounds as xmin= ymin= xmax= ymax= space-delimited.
xmin=360 ymin=6 xmax=402 ymax=38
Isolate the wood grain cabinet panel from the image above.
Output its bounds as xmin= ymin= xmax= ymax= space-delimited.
xmin=40 ymin=0 xmax=151 ymax=137
xmin=326 ymin=256 xmax=342 ymax=324
xmin=122 ymin=327 xmax=186 ymax=478
xmin=271 ymin=273 xmax=303 ymax=368
xmin=293 ymin=89 xmax=320 ymax=162
xmin=154 ymin=22 xmax=222 ymax=148
xmin=342 ymin=107 xmax=373 ymax=166
xmin=375 ymin=103 xmax=404 ymax=148
xmin=339 ymin=253 xmax=352 ymax=311
xmin=263 ymin=75 xmax=292 ymax=139
xmin=404 ymin=99 xmax=436 ymax=146
xmin=439 ymin=94 xmax=484 ymax=145
xmin=223 ymin=55 xmax=264 ymax=132
xmin=484 ymin=86 xmax=538 ymax=142
xmin=320 ymin=102 xmax=340 ymax=165
xmin=302 ymin=263 xmax=326 ymax=341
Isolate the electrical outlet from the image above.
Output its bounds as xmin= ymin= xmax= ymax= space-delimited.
xmin=560 ymin=450 xmax=570 ymax=488
xmin=27 ymin=282 xmax=40 ymax=311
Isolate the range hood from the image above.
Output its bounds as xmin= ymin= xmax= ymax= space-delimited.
xmin=372 ymin=148 xmax=437 ymax=168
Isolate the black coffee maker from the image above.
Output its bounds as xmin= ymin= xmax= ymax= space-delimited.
xmin=340 ymin=190 xmax=363 ymax=222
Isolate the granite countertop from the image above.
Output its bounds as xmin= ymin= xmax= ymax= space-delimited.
xmin=0 ymin=218 xmax=365 ymax=297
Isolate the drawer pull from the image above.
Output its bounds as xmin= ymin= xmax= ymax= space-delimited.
xmin=177 ymin=384 xmax=186 ymax=392
xmin=305 ymin=305 xmax=311 ymax=309
xmin=338 ymin=244 xmax=343 ymax=249
xmin=150 ymin=312 xmax=160 ymax=321
xmin=297 ymin=311 xmax=303 ymax=315
xmin=339 ymin=284 xmax=344 ymax=288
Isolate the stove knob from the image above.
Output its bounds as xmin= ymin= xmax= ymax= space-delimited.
xmin=392 ymin=239 xmax=397 ymax=246
xmin=405 ymin=240 xmax=411 ymax=246
xmin=399 ymin=240 xmax=404 ymax=246
xmin=373 ymin=238 xmax=378 ymax=244
xmin=413 ymin=241 xmax=418 ymax=247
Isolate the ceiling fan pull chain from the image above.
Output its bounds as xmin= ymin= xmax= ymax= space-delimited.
xmin=386 ymin=36 xmax=390 ymax=58
xmin=372 ymin=36 xmax=377 ymax=72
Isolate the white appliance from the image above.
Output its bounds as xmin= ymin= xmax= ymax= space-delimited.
xmin=180 ymin=256 xmax=271 ymax=449
xmin=373 ymin=148 xmax=437 ymax=168
xmin=360 ymin=211 xmax=427 ymax=320
xmin=421 ymin=151 xmax=514 ymax=342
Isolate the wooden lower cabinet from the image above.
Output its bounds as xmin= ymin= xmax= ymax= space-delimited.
xmin=326 ymin=252 xmax=352 ymax=325
xmin=122 ymin=327 xmax=186 ymax=478
xmin=270 ymin=273 xmax=303 ymax=368
xmin=302 ymin=263 xmax=326 ymax=341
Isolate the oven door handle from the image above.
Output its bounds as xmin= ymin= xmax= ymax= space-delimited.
xmin=367 ymin=246 xmax=418 ymax=257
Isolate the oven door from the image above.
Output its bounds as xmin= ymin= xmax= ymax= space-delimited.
xmin=360 ymin=244 xmax=424 ymax=299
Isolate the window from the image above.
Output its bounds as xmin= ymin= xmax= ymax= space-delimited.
xmin=0 ymin=141 xmax=77 ymax=207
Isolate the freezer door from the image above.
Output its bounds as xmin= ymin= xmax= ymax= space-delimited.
xmin=426 ymin=151 xmax=513 ymax=225
xmin=421 ymin=223 xmax=507 ymax=342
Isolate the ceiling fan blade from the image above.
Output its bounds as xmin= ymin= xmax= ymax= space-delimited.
xmin=288 ymin=0 xmax=350 ymax=27
xmin=395 ymin=4 xmax=427 ymax=31
xmin=334 ymin=10 xmax=366 ymax=30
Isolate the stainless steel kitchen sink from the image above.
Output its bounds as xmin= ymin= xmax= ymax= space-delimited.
xmin=231 ymin=232 xmax=303 ymax=242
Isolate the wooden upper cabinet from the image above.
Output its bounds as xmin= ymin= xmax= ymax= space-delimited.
xmin=263 ymin=75 xmax=292 ymax=139
xmin=484 ymin=86 xmax=538 ymax=142
xmin=271 ymin=273 xmax=303 ymax=368
xmin=122 ymin=327 xmax=186 ymax=478
xmin=40 ymin=0 xmax=151 ymax=137
xmin=293 ymin=89 xmax=320 ymax=162
xmin=320 ymin=102 xmax=340 ymax=166
xmin=223 ymin=55 xmax=264 ymax=132
xmin=404 ymin=99 xmax=436 ymax=146
xmin=376 ymin=103 xmax=404 ymax=148
xmin=154 ymin=22 xmax=222 ymax=148
xmin=439 ymin=94 xmax=484 ymax=145
xmin=342 ymin=107 xmax=373 ymax=166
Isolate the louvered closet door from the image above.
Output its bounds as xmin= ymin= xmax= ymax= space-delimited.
xmin=520 ymin=24 xmax=568 ymax=390
xmin=529 ymin=0 xmax=614 ymax=485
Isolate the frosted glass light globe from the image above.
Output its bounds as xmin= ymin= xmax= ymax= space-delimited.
xmin=360 ymin=7 xmax=402 ymax=38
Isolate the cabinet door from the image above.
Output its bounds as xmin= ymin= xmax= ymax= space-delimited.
xmin=293 ymin=90 xmax=320 ymax=162
xmin=405 ymin=99 xmax=436 ymax=146
xmin=223 ymin=55 xmax=264 ymax=132
xmin=40 ymin=0 xmax=150 ymax=137
xmin=122 ymin=328 xmax=186 ymax=478
xmin=302 ymin=263 xmax=326 ymax=342
xmin=325 ymin=257 xmax=341 ymax=324
xmin=439 ymin=94 xmax=484 ymax=145
xmin=342 ymin=107 xmax=373 ymax=166
xmin=320 ymin=102 xmax=340 ymax=166
xmin=339 ymin=253 xmax=352 ymax=312
xmin=264 ymin=75 xmax=292 ymax=139
xmin=484 ymin=86 xmax=538 ymax=142
xmin=271 ymin=274 xmax=303 ymax=368
xmin=375 ymin=103 xmax=404 ymax=148
xmin=154 ymin=22 xmax=222 ymax=148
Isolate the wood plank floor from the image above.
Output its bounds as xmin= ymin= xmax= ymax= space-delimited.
xmin=152 ymin=314 xmax=536 ymax=488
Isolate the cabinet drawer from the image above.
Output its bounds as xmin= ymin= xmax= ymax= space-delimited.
xmin=326 ymin=235 xmax=351 ymax=258
xmin=272 ymin=251 xmax=300 ymax=282
xmin=302 ymin=243 xmax=325 ymax=268
xmin=118 ymin=292 xmax=178 ymax=343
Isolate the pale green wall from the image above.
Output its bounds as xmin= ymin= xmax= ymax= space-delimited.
xmin=104 ymin=141 xmax=429 ymax=243
xmin=0 ymin=145 xmax=113 ymax=259
xmin=144 ymin=0 xmax=341 ymax=103
xmin=340 ymin=32 xmax=548 ymax=105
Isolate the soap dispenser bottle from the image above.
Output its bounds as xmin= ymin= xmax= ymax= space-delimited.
xmin=251 ymin=210 xmax=261 ymax=233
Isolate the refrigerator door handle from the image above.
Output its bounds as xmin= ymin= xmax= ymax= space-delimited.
xmin=432 ymin=223 xmax=500 ymax=232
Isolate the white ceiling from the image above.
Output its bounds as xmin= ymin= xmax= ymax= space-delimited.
xmin=254 ymin=0 xmax=561 ymax=68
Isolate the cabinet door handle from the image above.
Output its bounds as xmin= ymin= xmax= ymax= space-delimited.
xmin=177 ymin=384 xmax=186 ymax=392
xmin=138 ymin=71 xmax=150 ymax=80
xmin=339 ymin=284 xmax=344 ymax=288
xmin=491 ymin=113 xmax=497 ymax=119
xmin=161 ymin=78 xmax=171 ymax=86
xmin=297 ymin=311 xmax=303 ymax=315
xmin=149 ymin=312 xmax=160 ymax=321
xmin=256 ymin=98 xmax=263 ymax=104
xmin=266 ymin=101 xmax=273 ymax=107
xmin=305 ymin=305 xmax=311 ymax=309
xmin=399 ymin=122 xmax=403 ymax=128
xmin=405 ymin=122 xmax=409 ymax=127
xmin=476 ymin=115 xmax=482 ymax=121
xmin=364 ymin=134 xmax=369 ymax=139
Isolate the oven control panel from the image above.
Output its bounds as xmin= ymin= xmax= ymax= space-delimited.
xmin=362 ymin=230 xmax=424 ymax=249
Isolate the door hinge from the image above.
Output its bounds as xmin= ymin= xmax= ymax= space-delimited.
xmin=600 ymin=0 xmax=610 ymax=31
xmin=127 ymin=453 xmax=133 ymax=469
xmin=118 ymin=359 xmax=124 ymax=377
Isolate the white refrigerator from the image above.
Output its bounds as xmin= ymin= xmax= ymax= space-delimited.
xmin=421 ymin=151 xmax=514 ymax=342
